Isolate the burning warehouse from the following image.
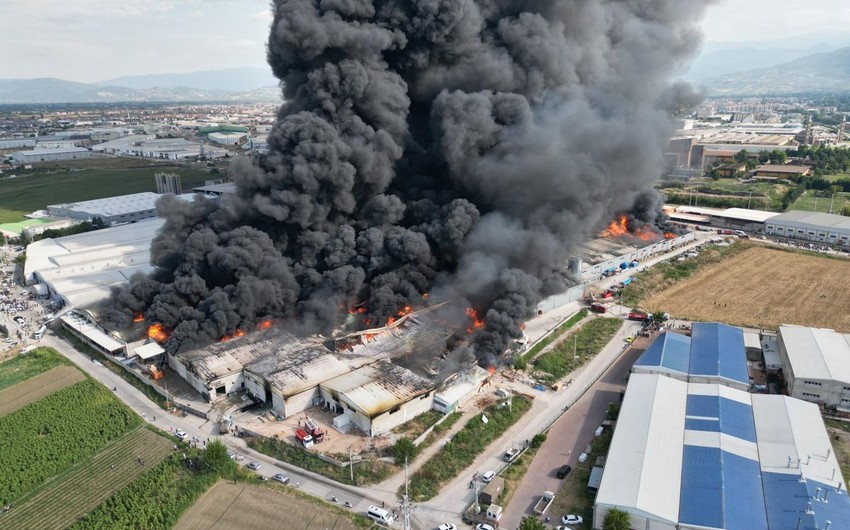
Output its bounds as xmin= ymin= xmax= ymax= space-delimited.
xmin=168 ymin=307 xmax=462 ymax=436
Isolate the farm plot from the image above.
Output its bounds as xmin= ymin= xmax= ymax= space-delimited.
xmin=175 ymin=481 xmax=363 ymax=530
xmin=644 ymin=246 xmax=850 ymax=331
xmin=0 ymin=347 xmax=70 ymax=392
xmin=0 ymin=365 xmax=84 ymax=417
xmin=0 ymin=378 xmax=140 ymax=502
xmin=1 ymin=427 xmax=173 ymax=530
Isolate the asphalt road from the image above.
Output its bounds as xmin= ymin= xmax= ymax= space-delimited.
xmin=500 ymin=341 xmax=648 ymax=529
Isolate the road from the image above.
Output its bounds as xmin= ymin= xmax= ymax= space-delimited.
xmin=499 ymin=341 xmax=648 ymax=529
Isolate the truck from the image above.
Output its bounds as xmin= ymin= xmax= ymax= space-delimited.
xmin=627 ymin=311 xmax=649 ymax=322
xmin=295 ymin=428 xmax=314 ymax=448
xmin=533 ymin=491 xmax=555 ymax=515
xmin=304 ymin=417 xmax=325 ymax=443
xmin=503 ymin=447 xmax=521 ymax=462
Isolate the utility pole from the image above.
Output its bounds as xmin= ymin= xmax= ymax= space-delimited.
xmin=573 ymin=334 xmax=577 ymax=361
xmin=349 ymin=446 xmax=354 ymax=483
xmin=829 ymin=192 xmax=836 ymax=215
xmin=402 ymin=457 xmax=412 ymax=530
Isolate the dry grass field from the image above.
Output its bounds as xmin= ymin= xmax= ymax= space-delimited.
xmin=175 ymin=481 xmax=363 ymax=530
xmin=645 ymin=246 xmax=850 ymax=331
xmin=0 ymin=365 xmax=84 ymax=417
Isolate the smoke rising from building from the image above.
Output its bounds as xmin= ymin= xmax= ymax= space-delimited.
xmin=104 ymin=0 xmax=712 ymax=361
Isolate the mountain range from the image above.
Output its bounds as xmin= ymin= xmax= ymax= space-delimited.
xmin=701 ymin=46 xmax=850 ymax=96
xmin=0 ymin=67 xmax=281 ymax=104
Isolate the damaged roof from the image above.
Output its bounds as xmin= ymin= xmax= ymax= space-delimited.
xmin=321 ymin=360 xmax=435 ymax=417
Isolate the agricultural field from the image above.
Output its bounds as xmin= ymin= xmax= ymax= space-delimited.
xmin=0 ymin=157 xmax=217 ymax=223
xmin=0 ymin=378 xmax=140 ymax=502
xmin=0 ymin=365 xmax=84 ymax=417
xmin=531 ymin=317 xmax=623 ymax=383
xmin=1 ymin=427 xmax=173 ymax=530
xmin=0 ymin=347 xmax=71 ymax=391
xmin=644 ymin=246 xmax=850 ymax=331
xmin=175 ymin=481 xmax=365 ymax=530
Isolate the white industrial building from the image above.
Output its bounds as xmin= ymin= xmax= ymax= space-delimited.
xmin=594 ymin=373 xmax=850 ymax=530
xmin=92 ymin=135 xmax=228 ymax=160
xmin=208 ymin=132 xmax=247 ymax=145
xmin=47 ymin=192 xmax=165 ymax=226
xmin=24 ymin=218 xmax=163 ymax=308
xmin=777 ymin=325 xmax=850 ymax=411
xmin=0 ymin=138 xmax=36 ymax=149
xmin=9 ymin=147 xmax=91 ymax=163
xmin=765 ymin=210 xmax=850 ymax=246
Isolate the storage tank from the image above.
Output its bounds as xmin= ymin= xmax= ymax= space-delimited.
xmin=568 ymin=256 xmax=583 ymax=275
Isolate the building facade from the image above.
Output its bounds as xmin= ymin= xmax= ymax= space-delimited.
xmin=777 ymin=325 xmax=850 ymax=411
xmin=765 ymin=211 xmax=850 ymax=245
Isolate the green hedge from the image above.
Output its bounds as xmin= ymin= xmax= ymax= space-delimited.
xmin=514 ymin=309 xmax=588 ymax=370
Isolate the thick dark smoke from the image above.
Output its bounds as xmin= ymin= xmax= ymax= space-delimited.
xmin=104 ymin=0 xmax=713 ymax=360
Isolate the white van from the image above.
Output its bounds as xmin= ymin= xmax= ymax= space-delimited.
xmin=366 ymin=505 xmax=393 ymax=525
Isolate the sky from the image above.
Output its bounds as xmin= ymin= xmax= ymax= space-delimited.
xmin=1 ymin=0 xmax=849 ymax=82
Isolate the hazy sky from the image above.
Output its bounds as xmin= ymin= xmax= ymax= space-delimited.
xmin=1 ymin=0 xmax=848 ymax=81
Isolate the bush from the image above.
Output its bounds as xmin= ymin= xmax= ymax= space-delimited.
xmin=393 ymin=437 xmax=418 ymax=464
xmin=530 ymin=433 xmax=547 ymax=448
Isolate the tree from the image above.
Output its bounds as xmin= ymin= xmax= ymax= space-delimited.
xmin=518 ymin=516 xmax=547 ymax=530
xmin=734 ymin=149 xmax=748 ymax=164
xmin=199 ymin=440 xmax=234 ymax=475
xmin=0 ymin=232 xmax=5 ymax=246
xmin=531 ymin=433 xmax=547 ymax=448
xmin=393 ymin=437 xmax=418 ymax=463
xmin=603 ymin=507 xmax=632 ymax=530
xmin=651 ymin=311 xmax=667 ymax=323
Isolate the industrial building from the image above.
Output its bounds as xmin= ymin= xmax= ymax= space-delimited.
xmin=155 ymin=172 xmax=182 ymax=195
xmin=91 ymin=135 xmax=228 ymax=160
xmin=777 ymin=325 xmax=850 ymax=411
xmin=169 ymin=312 xmax=455 ymax=436
xmin=667 ymin=205 xmax=779 ymax=232
xmin=9 ymin=146 xmax=91 ymax=163
xmin=753 ymin=164 xmax=812 ymax=178
xmin=208 ymin=132 xmax=247 ymax=145
xmin=764 ymin=210 xmax=850 ymax=245
xmin=632 ymin=323 xmax=750 ymax=391
xmin=0 ymin=138 xmax=36 ymax=149
xmin=594 ymin=373 xmax=850 ymax=530
xmin=191 ymin=182 xmax=236 ymax=198
xmin=25 ymin=218 xmax=163 ymax=308
xmin=47 ymin=192 xmax=167 ymax=226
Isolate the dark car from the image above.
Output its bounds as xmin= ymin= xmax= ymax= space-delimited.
xmin=557 ymin=464 xmax=572 ymax=479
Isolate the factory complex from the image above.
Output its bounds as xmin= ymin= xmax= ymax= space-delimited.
xmin=594 ymin=323 xmax=850 ymax=530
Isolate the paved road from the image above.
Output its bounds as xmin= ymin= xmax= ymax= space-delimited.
xmin=500 ymin=340 xmax=648 ymax=529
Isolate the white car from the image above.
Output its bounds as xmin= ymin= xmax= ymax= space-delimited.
xmin=227 ymin=450 xmax=236 ymax=460
xmin=562 ymin=514 xmax=583 ymax=525
xmin=247 ymin=461 xmax=262 ymax=470
xmin=175 ymin=430 xmax=188 ymax=440
xmin=437 ymin=525 xmax=457 ymax=530
xmin=481 ymin=470 xmax=496 ymax=483
xmin=273 ymin=473 xmax=290 ymax=484
xmin=475 ymin=525 xmax=494 ymax=530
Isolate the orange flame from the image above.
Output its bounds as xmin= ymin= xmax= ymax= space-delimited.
xmin=487 ymin=365 xmax=496 ymax=375
xmin=386 ymin=316 xmax=396 ymax=326
xmin=258 ymin=320 xmax=273 ymax=330
xmin=465 ymin=307 xmax=485 ymax=334
xmin=348 ymin=307 xmax=367 ymax=315
xmin=664 ymin=232 xmax=676 ymax=239
xmin=147 ymin=323 xmax=169 ymax=343
xmin=132 ymin=313 xmax=144 ymax=323
xmin=219 ymin=329 xmax=246 ymax=342
xmin=600 ymin=215 xmax=629 ymax=238
xmin=422 ymin=292 xmax=430 ymax=299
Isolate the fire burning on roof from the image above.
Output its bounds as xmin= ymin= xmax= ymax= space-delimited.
xmin=600 ymin=214 xmax=677 ymax=242
xmin=147 ymin=323 xmax=169 ymax=343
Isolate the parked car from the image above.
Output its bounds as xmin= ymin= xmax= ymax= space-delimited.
xmin=272 ymin=473 xmax=290 ymax=484
xmin=475 ymin=524 xmax=495 ymax=530
xmin=481 ymin=470 xmax=496 ymax=483
xmin=175 ymin=430 xmax=188 ymax=440
xmin=247 ymin=461 xmax=262 ymax=470
xmin=556 ymin=464 xmax=572 ymax=479
xmin=562 ymin=514 xmax=583 ymax=525
xmin=503 ymin=447 xmax=520 ymax=462
xmin=227 ymin=450 xmax=237 ymax=460
xmin=437 ymin=524 xmax=457 ymax=530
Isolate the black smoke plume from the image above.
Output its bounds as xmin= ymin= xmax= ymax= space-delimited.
xmin=104 ymin=0 xmax=713 ymax=360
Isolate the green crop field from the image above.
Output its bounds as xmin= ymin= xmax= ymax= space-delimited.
xmin=1 ymin=427 xmax=173 ymax=530
xmin=0 ymin=347 xmax=70 ymax=392
xmin=0 ymin=157 xmax=218 ymax=224
xmin=0 ymin=378 xmax=141 ymax=502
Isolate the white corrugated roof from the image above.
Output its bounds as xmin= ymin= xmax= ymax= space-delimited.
xmin=48 ymin=192 xmax=161 ymax=217
xmin=768 ymin=210 xmax=850 ymax=231
xmin=321 ymin=361 xmax=433 ymax=417
xmin=595 ymin=374 xmax=685 ymax=523
xmin=752 ymin=395 xmax=846 ymax=488
xmin=60 ymin=312 xmax=125 ymax=353
xmin=135 ymin=341 xmax=165 ymax=360
xmin=779 ymin=325 xmax=850 ymax=384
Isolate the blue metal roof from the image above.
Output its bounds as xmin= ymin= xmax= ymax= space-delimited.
xmin=685 ymin=394 xmax=757 ymax=443
xmin=680 ymin=446 xmax=768 ymax=530
xmin=762 ymin=473 xmax=850 ymax=530
xmin=689 ymin=323 xmax=749 ymax=385
xmin=634 ymin=332 xmax=691 ymax=373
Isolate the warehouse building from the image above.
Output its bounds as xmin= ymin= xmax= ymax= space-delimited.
xmin=594 ymin=373 xmax=850 ymax=530
xmin=777 ymin=325 xmax=850 ymax=411
xmin=668 ymin=206 xmax=779 ymax=232
xmin=632 ymin=323 xmax=751 ymax=391
xmin=753 ymin=164 xmax=812 ymax=178
xmin=47 ymin=192 xmax=165 ymax=226
xmin=25 ymin=218 xmax=164 ymax=308
xmin=208 ymin=132 xmax=247 ymax=145
xmin=9 ymin=146 xmax=91 ymax=163
xmin=764 ymin=210 xmax=850 ymax=245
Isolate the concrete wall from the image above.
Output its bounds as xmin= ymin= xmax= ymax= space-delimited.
xmin=369 ymin=391 xmax=435 ymax=436
xmin=276 ymin=387 xmax=321 ymax=418
xmin=244 ymin=371 xmax=267 ymax=402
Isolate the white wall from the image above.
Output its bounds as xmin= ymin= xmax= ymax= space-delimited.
xmin=370 ymin=392 xmax=435 ymax=436
xmin=244 ymin=371 xmax=267 ymax=402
